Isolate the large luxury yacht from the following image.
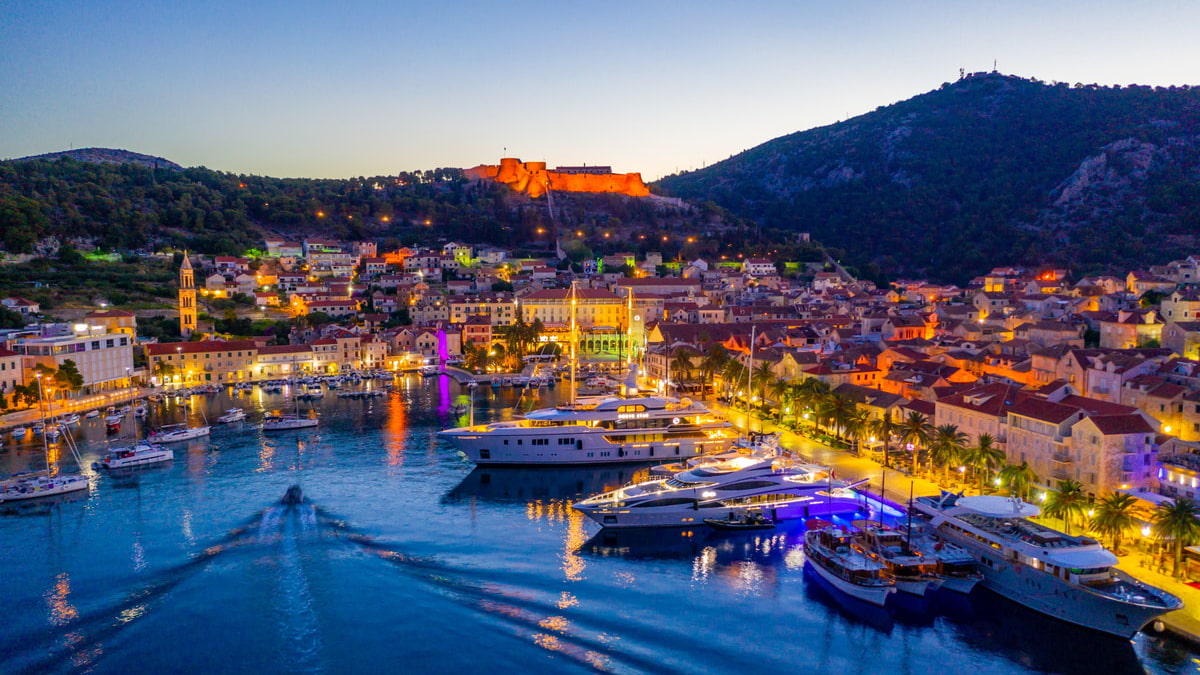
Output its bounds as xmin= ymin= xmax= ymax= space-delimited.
xmin=438 ymin=394 xmax=736 ymax=466
xmin=912 ymin=492 xmax=1181 ymax=638
xmin=572 ymin=454 xmax=866 ymax=528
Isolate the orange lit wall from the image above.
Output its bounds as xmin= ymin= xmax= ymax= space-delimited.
xmin=465 ymin=157 xmax=650 ymax=198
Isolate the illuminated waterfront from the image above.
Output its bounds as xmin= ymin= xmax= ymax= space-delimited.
xmin=0 ymin=376 xmax=1196 ymax=674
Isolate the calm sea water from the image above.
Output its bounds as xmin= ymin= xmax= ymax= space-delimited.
xmin=1 ymin=375 xmax=1197 ymax=674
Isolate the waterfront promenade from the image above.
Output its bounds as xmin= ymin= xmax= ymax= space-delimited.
xmin=712 ymin=401 xmax=1200 ymax=645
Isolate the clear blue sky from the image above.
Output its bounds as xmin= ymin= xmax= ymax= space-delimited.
xmin=3 ymin=1 xmax=1199 ymax=180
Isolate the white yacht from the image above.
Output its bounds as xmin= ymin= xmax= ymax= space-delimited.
xmin=59 ymin=413 xmax=81 ymax=426
xmin=147 ymin=423 xmax=211 ymax=443
xmin=0 ymin=473 xmax=89 ymax=503
xmin=262 ymin=413 xmax=319 ymax=431
xmin=216 ymin=408 xmax=246 ymax=424
xmin=912 ymin=493 xmax=1181 ymax=638
xmin=94 ymin=442 xmax=174 ymax=471
xmin=440 ymin=395 xmax=736 ymax=466
xmin=572 ymin=454 xmax=866 ymax=528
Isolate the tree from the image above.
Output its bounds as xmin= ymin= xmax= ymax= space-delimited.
xmin=998 ymin=461 xmax=1038 ymax=501
xmin=844 ymin=408 xmax=871 ymax=449
xmin=751 ymin=360 xmax=775 ymax=413
xmin=1090 ymin=492 xmax=1139 ymax=554
xmin=929 ymin=424 xmax=968 ymax=483
xmin=698 ymin=345 xmax=729 ymax=400
xmin=962 ymin=433 xmax=1004 ymax=494
xmin=153 ymin=360 xmax=177 ymax=383
xmin=53 ymin=359 xmax=85 ymax=393
xmin=1153 ymin=498 xmax=1200 ymax=578
xmin=898 ymin=411 xmax=933 ymax=474
xmin=1043 ymin=479 xmax=1088 ymax=535
xmin=868 ymin=411 xmax=900 ymax=468
xmin=495 ymin=314 xmax=544 ymax=370
xmin=820 ymin=393 xmax=856 ymax=443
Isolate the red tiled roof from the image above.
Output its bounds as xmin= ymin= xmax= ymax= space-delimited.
xmin=1088 ymin=414 xmax=1156 ymax=435
xmin=146 ymin=340 xmax=258 ymax=356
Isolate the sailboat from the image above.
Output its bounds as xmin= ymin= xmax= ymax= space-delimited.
xmin=95 ymin=375 xmax=174 ymax=471
xmin=262 ymin=392 xmax=319 ymax=431
xmin=1 ymin=376 xmax=88 ymax=503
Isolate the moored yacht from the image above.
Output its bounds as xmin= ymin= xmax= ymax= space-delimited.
xmin=912 ymin=492 xmax=1181 ymax=638
xmin=147 ymin=423 xmax=211 ymax=443
xmin=94 ymin=442 xmax=174 ymax=471
xmin=572 ymin=453 xmax=866 ymax=528
xmin=853 ymin=521 xmax=939 ymax=596
xmin=439 ymin=395 xmax=736 ymax=466
xmin=216 ymin=408 xmax=246 ymax=424
xmin=804 ymin=523 xmax=896 ymax=606
xmin=0 ymin=473 xmax=89 ymax=503
xmin=262 ymin=413 xmax=319 ymax=431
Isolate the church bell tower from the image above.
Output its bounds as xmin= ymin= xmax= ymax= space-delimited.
xmin=178 ymin=252 xmax=197 ymax=338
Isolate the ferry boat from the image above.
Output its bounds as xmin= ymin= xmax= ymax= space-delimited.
xmin=912 ymin=492 xmax=1181 ymax=638
xmin=216 ymin=408 xmax=246 ymax=424
xmin=147 ymin=423 xmax=211 ymax=443
xmin=439 ymin=395 xmax=736 ymax=466
xmin=93 ymin=442 xmax=174 ymax=471
xmin=572 ymin=454 xmax=866 ymax=528
xmin=262 ymin=413 xmax=319 ymax=431
xmin=804 ymin=523 xmax=897 ymax=606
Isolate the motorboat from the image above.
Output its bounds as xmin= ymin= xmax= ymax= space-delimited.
xmin=262 ymin=413 xmax=319 ymax=431
xmin=59 ymin=413 xmax=81 ymax=426
xmin=420 ymin=366 xmax=440 ymax=376
xmin=912 ymin=492 xmax=1181 ymax=638
xmin=703 ymin=510 xmax=776 ymax=531
xmin=93 ymin=442 xmax=174 ymax=471
xmin=216 ymin=408 xmax=246 ymax=424
xmin=44 ymin=425 xmax=61 ymax=443
xmin=147 ymin=423 xmax=211 ymax=443
xmin=573 ymin=454 xmax=867 ymax=528
xmin=85 ymin=410 xmax=100 ymax=419
xmin=852 ymin=521 xmax=939 ymax=596
xmin=105 ymin=415 xmax=124 ymax=434
xmin=804 ymin=522 xmax=896 ymax=606
xmin=12 ymin=427 xmax=28 ymax=440
xmin=900 ymin=520 xmax=983 ymax=594
xmin=440 ymin=395 xmax=736 ymax=466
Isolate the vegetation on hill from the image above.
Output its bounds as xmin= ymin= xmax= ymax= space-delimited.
xmin=0 ymin=154 xmax=762 ymax=263
xmin=657 ymin=73 xmax=1200 ymax=283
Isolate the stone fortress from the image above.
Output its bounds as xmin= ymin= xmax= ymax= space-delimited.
xmin=464 ymin=157 xmax=650 ymax=198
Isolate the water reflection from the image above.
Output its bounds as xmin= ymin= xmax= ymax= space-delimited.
xmin=445 ymin=465 xmax=653 ymax=504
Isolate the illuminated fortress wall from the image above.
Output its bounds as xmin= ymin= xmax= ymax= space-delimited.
xmin=464 ymin=157 xmax=650 ymax=198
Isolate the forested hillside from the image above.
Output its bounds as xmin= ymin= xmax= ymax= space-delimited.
xmin=657 ymin=73 xmax=1200 ymax=283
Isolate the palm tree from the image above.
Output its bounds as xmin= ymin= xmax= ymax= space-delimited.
xmin=998 ymin=461 xmax=1038 ymax=501
xmin=669 ymin=350 xmax=697 ymax=394
xmin=1153 ymin=498 xmax=1200 ymax=578
xmin=844 ymin=408 xmax=871 ymax=451
xmin=698 ymin=345 xmax=729 ymax=400
xmin=1043 ymin=479 xmax=1088 ymax=535
xmin=898 ymin=411 xmax=933 ymax=475
xmin=929 ymin=424 xmax=967 ymax=483
xmin=820 ymin=393 xmax=856 ymax=444
xmin=962 ymin=433 xmax=1004 ymax=494
xmin=721 ymin=360 xmax=746 ymax=402
xmin=751 ymin=360 xmax=775 ymax=414
xmin=868 ymin=412 xmax=900 ymax=468
xmin=1090 ymin=492 xmax=1140 ymax=554
xmin=768 ymin=378 xmax=793 ymax=422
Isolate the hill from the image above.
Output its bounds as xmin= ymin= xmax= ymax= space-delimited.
xmin=656 ymin=73 xmax=1200 ymax=283
xmin=15 ymin=147 xmax=184 ymax=170
xmin=0 ymin=152 xmax=746 ymax=259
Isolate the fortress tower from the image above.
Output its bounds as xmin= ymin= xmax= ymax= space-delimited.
xmin=178 ymin=252 xmax=197 ymax=338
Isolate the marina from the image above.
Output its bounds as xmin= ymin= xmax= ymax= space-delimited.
xmin=0 ymin=377 xmax=1195 ymax=673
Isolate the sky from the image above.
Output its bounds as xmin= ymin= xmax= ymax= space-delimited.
xmin=3 ymin=1 xmax=1200 ymax=181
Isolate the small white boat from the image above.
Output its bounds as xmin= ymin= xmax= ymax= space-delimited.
xmin=134 ymin=405 xmax=148 ymax=417
xmin=59 ymin=413 xmax=81 ymax=426
xmin=105 ymin=415 xmax=124 ymax=433
xmin=45 ymin=426 xmax=61 ymax=442
xmin=93 ymin=443 xmax=174 ymax=471
xmin=216 ymin=408 xmax=246 ymax=424
xmin=12 ymin=427 xmax=28 ymax=440
xmin=147 ymin=423 xmax=211 ymax=443
xmin=262 ymin=413 xmax=319 ymax=431
xmin=85 ymin=410 xmax=100 ymax=419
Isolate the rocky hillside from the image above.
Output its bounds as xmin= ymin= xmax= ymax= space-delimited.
xmin=657 ymin=73 xmax=1200 ymax=283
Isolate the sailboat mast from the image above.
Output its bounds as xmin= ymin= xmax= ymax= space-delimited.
xmin=747 ymin=325 xmax=755 ymax=432
xmin=569 ymin=281 xmax=577 ymax=407
xmin=36 ymin=373 xmax=50 ymax=473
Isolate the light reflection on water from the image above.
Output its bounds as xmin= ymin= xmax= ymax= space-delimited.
xmin=0 ymin=378 xmax=1196 ymax=674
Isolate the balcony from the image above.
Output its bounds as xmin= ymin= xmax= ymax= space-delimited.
xmin=1051 ymin=452 xmax=1074 ymax=464
xmin=1051 ymin=468 xmax=1073 ymax=482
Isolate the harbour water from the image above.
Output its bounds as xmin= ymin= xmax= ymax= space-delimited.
xmin=1 ymin=375 xmax=1197 ymax=674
